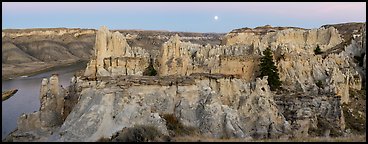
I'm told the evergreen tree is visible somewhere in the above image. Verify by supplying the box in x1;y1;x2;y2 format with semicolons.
258;47;281;91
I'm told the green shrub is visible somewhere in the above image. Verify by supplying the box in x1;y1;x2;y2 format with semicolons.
314;45;323;55
316;80;323;88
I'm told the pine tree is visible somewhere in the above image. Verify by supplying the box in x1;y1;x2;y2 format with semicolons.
258;47;281;91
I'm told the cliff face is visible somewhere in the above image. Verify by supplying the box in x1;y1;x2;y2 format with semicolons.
222;26;342;54
48;75;291;141
158;34;259;82
6;23;365;142
274;92;345;138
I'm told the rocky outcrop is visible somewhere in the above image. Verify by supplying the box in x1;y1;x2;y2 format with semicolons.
2;27;223;80
2;89;18;101
84;26;150;79
85;27;253;81
275;92;345;138
157;35;259;81
222;25;342;55
321;22;365;41
278;26;365;104
39;74;65;128
219;25;365;104
276;52;362;104
11;74;67;141
44;74;289;141
157;26;363;105
7;74;293;141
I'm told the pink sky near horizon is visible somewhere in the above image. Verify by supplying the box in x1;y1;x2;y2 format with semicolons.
3;2;365;19
2;2;365;32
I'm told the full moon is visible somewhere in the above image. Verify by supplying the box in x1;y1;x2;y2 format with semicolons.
214;16;219;20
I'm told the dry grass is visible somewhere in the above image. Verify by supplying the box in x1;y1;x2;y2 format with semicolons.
161;114;197;137
171;134;366;142
111;125;163;142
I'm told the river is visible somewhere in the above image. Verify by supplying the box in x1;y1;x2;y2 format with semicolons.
2;63;87;139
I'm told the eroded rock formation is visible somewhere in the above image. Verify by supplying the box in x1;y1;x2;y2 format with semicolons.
6;23;365;142
10;74;66;141
220;25;365;104
222;25;342;54
84;26;150;79
46;74;290;141
157;34;259;82
275;92;345;138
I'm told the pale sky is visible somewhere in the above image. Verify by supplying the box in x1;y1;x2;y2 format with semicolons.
2;2;366;33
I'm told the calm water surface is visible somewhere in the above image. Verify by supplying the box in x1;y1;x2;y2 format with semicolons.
2;63;86;139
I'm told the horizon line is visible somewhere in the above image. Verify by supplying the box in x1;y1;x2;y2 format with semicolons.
2;21;366;33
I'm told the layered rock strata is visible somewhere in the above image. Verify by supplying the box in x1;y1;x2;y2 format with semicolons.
222;26;342;55
51;75;290;141
157;34;259;82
